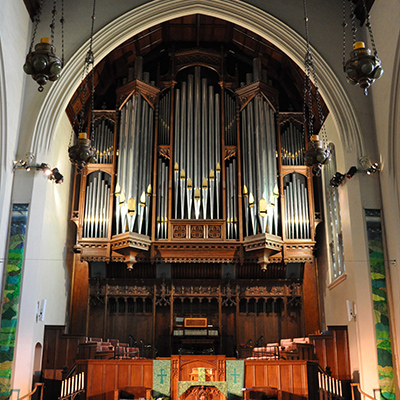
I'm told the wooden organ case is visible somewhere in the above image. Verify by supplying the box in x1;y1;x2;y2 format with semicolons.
69;48;321;355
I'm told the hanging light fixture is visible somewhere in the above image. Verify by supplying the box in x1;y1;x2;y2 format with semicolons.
23;0;64;92
342;0;383;95
302;0;331;176
68;0;97;172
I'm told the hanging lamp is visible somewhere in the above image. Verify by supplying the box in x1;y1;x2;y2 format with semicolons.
342;0;383;95
302;0;331;176
23;0;64;92
68;0;97;172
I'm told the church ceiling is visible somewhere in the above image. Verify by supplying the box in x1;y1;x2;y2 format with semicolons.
66;14;325;125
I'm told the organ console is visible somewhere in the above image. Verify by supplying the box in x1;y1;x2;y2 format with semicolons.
172;318;220;354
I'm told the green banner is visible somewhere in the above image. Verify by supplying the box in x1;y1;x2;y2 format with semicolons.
153;359;171;398
0;204;29;399
365;209;395;400
226;360;244;400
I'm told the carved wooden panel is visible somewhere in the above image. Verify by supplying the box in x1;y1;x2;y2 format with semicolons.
76;359;153;400
244;360;319;400
170;220;224;240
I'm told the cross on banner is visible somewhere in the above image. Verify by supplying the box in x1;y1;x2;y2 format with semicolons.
153;359;171;397
230;368;240;384
226;360;245;400
157;368;167;385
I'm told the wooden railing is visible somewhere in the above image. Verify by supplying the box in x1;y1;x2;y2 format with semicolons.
318;371;344;399
18;383;44;400
351;383;378;400
60;372;85;400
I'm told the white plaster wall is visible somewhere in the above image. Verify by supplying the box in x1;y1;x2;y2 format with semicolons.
368;0;400;390
320;113;382;394
11;113;73;397
0;2;30;293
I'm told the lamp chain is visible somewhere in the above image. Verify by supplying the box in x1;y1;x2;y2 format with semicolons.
76;0;97;136
60;0;65;66
50;0;57;46
29;0;44;53
361;0;378;57
342;0;348;71
349;0;358;45
302;0;328;146
89;0;97;142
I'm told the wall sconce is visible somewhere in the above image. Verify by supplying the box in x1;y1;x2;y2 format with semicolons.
329;166;358;187
13;154;63;184
359;156;381;174
346;300;356;321
330;172;345;188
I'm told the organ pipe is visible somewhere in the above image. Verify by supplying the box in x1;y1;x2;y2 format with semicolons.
240;68;279;237
283;173;310;239
106;59;314;248
115;61;155;236
171;67;222;221
93;117;114;164
281;121;305;166
83;171;111;238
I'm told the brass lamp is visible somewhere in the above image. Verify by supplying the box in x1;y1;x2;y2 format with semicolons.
23;0;64;92
23;37;63;92
302;0;331;176
304;135;331;176
342;0;383;95
68;133;97;173
68;0;97;172
344;41;384;95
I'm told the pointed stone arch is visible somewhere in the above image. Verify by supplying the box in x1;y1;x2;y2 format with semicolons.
30;0;364;160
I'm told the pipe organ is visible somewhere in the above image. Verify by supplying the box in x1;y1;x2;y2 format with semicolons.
69;46;323;350
71;49;317;268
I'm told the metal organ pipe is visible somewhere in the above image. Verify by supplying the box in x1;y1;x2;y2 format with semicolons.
243;77;257;235
283;173;310;239
170;68;223;222
208;86;215;220
115;105;126;235
186;74;194;220
174;88;181;219
145;105;154;236
281;121;304;166
240;67;279;237
215;92;221;220
179;82;187;219
83;171;111;238
241;102;249;237
115;63;155;236
201;78;208;219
